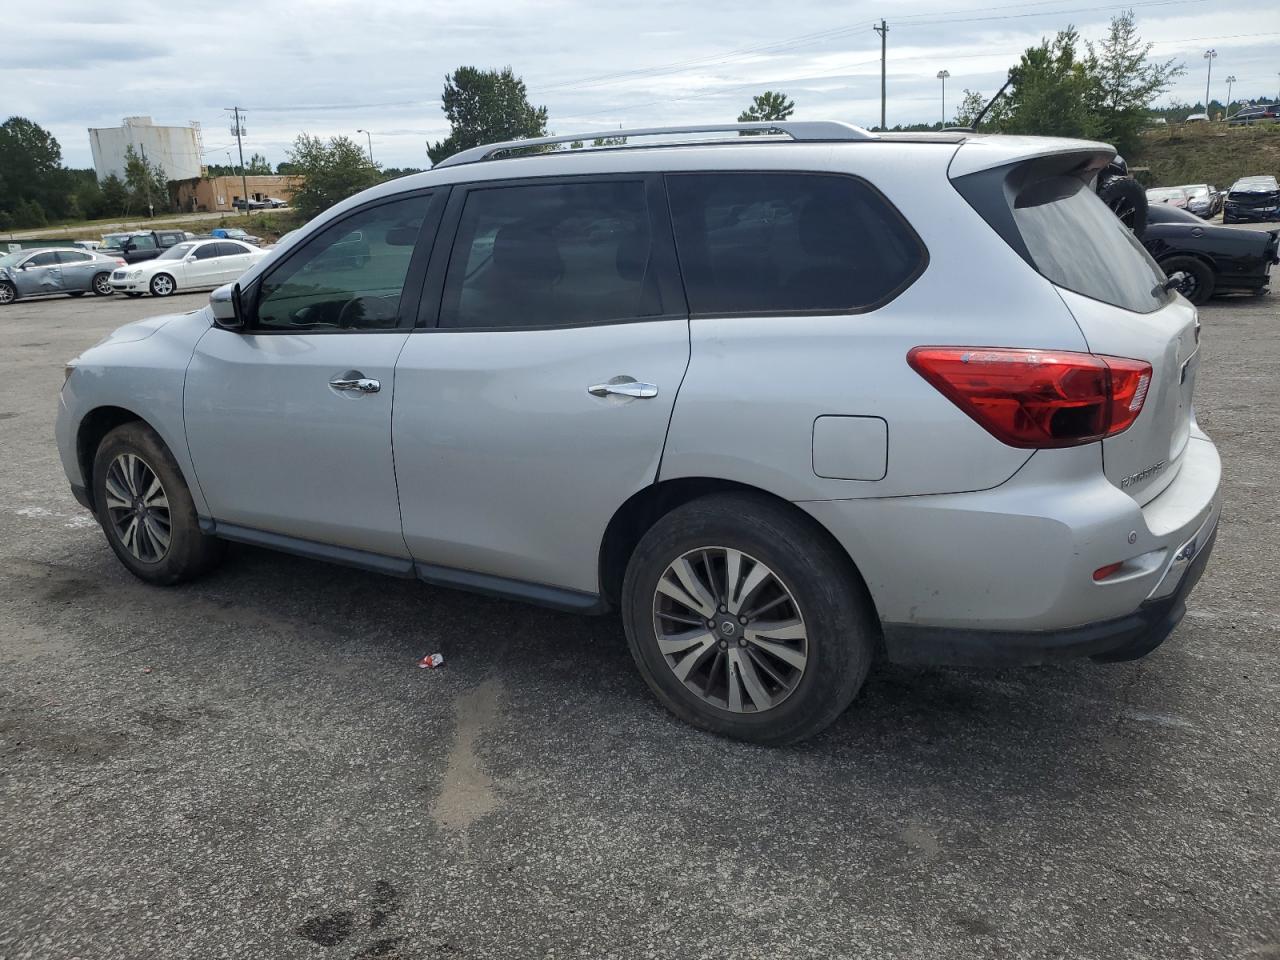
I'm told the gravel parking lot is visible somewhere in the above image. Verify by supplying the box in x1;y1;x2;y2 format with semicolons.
1;289;1277;959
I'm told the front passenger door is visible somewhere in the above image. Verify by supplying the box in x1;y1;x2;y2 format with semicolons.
15;251;62;295
184;190;445;556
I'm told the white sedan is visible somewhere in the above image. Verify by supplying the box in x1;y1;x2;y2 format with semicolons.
109;239;269;298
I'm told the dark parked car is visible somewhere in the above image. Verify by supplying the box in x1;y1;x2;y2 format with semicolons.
1228;105;1279;125
100;230;192;264
1223;176;1280;224
1142;204;1280;304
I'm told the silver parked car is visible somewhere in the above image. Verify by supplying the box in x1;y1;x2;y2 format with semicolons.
55;122;1221;743
0;247;125;303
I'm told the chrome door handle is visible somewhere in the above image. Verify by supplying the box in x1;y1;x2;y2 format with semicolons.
329;376;381;394
587;380;658;399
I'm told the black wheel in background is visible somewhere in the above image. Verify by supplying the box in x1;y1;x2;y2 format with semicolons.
1163;255;1215;305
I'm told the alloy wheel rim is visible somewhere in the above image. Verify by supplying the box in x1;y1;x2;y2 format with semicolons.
94;275;111;295
652;547;808;714
0;284;12;304
153;276;173;295
104;453;171;563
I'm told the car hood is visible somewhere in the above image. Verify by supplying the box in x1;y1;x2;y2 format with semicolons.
91;309;203;347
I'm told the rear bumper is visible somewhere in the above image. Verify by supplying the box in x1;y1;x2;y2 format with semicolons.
882;504;1218;665
801;427;1221;661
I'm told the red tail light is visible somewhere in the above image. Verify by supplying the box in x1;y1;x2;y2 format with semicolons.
907;347;1152;449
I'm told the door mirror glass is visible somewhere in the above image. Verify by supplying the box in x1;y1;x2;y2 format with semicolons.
210;282;245;329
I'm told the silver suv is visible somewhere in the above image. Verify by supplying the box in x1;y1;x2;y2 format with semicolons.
56;122;1221;744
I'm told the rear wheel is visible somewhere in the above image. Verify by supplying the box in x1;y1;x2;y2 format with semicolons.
92;272;113;296
1163;255;1215;305
149;273;176;297
621;493;875;745
92;422;224;585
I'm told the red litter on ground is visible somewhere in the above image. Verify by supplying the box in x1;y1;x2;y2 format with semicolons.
417;653;445;669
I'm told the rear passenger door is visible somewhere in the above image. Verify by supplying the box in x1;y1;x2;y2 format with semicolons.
55;250;97;291
393;175;689;599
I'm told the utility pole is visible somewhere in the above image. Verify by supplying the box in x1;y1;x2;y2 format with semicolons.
226;106;250;213
937;69;950;125
873;19;888;131
1202;49;1217;116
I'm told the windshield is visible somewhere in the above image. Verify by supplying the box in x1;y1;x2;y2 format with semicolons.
158;243;197;261
1013;174;1169;314
0;251;26;268
102;234;131;248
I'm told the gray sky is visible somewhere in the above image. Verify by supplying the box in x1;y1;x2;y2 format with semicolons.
10;0;1279;170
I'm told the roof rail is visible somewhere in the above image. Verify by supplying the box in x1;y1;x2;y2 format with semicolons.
433;121;878;168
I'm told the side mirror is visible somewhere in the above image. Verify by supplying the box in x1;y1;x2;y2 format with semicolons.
210;282;246;330
185;255;197;263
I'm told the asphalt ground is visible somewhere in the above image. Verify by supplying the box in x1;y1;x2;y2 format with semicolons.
1;288;1277;959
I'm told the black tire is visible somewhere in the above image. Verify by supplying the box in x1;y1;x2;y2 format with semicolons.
92;272;113;296
149;273;176;297
1098;176;1148;239
0;280;16;305
621;493;876;745
91;421;224;585
1163;255;1215;305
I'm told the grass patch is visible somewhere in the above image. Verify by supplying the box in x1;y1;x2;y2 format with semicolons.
1134;123;1280;188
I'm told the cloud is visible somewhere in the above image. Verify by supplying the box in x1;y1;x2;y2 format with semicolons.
3;0;1277;169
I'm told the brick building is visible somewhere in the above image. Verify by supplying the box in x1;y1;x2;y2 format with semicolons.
171;175;302;213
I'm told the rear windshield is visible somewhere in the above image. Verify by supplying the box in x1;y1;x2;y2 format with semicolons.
1012;175;1169;314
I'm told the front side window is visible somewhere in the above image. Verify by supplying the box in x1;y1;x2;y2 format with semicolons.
27;252;60;267
438;180;661;329
130;235;157;251
253;193;429;331
666;172;925;316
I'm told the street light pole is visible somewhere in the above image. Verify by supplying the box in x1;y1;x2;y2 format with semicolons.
937;70;950;125
357;129;374;164
1203;49;1217;116
1225;75;1236;118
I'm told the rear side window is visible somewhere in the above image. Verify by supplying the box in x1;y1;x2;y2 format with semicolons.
665;172;925;316
439;180;662;329
1013;176;1168;314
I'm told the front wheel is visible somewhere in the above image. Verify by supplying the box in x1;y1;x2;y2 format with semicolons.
92;422;224;585
92;272;113;296
621;493;875;745
0;281;15;305
149;273;176;297
1163;255;1215;305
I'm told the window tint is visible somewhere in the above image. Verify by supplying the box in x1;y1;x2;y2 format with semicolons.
192;243;222;260
221;242;250;256
130;235;157;251
1013;175;1168;314
666;173;924;315
253;193;429;331
27;252;60;267
56;251;92;264
439;180;661;329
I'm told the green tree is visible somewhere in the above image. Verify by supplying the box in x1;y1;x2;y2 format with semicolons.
99;174;130;217
0;116;67;226
246;152;272;175
428;66;548;165
286;133;382;220
123;145;173;215
1001;27;1100;140
1085;10;1182;156
738;91;796;122
952;89;990;127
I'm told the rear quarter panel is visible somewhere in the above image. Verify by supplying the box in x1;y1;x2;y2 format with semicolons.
659;144;1093;500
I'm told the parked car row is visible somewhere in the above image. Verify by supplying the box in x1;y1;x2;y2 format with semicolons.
1;234;270;304
1145;184;1223;219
